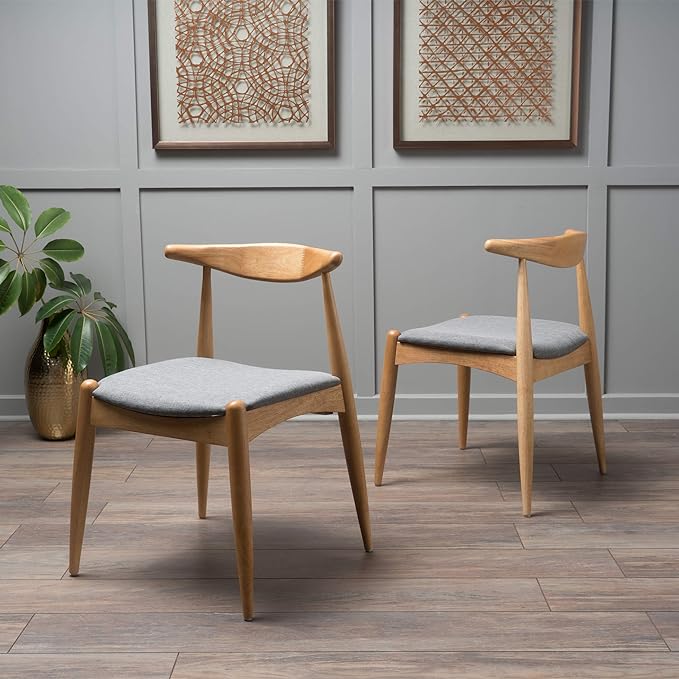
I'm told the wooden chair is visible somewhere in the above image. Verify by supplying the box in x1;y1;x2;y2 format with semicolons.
374;230;606;517
69;243;372;621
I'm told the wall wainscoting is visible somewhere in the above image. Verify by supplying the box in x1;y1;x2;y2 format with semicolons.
0;0;677;420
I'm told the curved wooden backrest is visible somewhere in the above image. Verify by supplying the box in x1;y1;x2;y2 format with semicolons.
164;242;355;417
483;229;596;346
484;229;586;268
164;243;343;282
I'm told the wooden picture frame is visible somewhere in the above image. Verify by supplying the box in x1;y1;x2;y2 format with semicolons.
148;0;335;150
393;0;582;150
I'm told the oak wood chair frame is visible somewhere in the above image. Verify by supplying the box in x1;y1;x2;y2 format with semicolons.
374;230;606;517
69;243;372;621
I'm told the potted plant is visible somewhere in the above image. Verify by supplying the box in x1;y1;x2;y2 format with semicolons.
0;185;134;439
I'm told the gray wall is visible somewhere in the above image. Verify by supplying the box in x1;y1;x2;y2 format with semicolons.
0;0;677;419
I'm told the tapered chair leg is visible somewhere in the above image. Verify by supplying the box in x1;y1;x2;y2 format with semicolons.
516;380;535;518
457;366;471;449
338;407;372;553
226;401;254;621
375;330;400;486
584;354;607;475
196;442;210;518
69;379;99;576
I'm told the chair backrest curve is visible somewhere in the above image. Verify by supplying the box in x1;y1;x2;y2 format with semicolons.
484;229;596;342
164;243;343;282
484;229;586;268
164;242;354;392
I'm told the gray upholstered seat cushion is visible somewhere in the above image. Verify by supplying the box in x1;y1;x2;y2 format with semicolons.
93;357;341;418
398;315;588;360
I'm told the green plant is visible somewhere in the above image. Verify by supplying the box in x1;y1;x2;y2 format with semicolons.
36;274;135;375
0;185;84;316
0;185;135;376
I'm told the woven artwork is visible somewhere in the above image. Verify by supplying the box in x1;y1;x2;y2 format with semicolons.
418;0;555;124
174;0;310;125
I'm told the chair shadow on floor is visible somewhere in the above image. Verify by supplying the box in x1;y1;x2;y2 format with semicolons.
74;515;374;620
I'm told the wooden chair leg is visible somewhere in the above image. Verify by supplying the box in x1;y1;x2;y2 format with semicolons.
226;401;254;621
375;330;400;486
196;442;210;519
584;356;607;475
457;366;471;449
338;401;373;553
516;378;535;518
69;379;99;576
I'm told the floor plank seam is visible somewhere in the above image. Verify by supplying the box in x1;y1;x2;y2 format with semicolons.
535;578;553;611
550;463;563;481
0;525;20;550
512;523;526;549
90;502;110;526
646;612;674;652
569;500;586;523
5;613;34;654
607;549;629;577
495;480;506;501
5;608;610;615
167;651;180;678
5;650;679;655
39;483;61;504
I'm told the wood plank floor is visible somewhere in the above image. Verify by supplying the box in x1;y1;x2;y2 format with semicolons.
1;419;679;677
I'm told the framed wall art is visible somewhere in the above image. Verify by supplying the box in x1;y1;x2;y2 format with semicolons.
394;0;582;149
149;0;335;150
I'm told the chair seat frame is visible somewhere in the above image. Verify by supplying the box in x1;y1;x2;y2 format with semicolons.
394;338;592;383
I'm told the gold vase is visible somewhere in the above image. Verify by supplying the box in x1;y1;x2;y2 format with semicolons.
24;321;84;440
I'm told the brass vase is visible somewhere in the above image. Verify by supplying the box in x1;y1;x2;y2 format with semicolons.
24;321;84;440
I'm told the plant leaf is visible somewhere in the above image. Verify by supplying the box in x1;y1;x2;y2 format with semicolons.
109;329;126;373
102;309;135;366
56;280;82;298
18;270;36;316
0;186;30;232
35;294;76;322
0;261;11;288
70;272;92;296
0;217;11;234
0;269;22;315
42;239;84;262
70;315;94;373
43;309;76;354
39;258;65;286
94;291;117;309
0;240;5;253
34;207;70;238
93;320;118;376
33;267;47;303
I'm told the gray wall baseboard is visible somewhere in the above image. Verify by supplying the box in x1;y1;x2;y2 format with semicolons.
3;393;677;422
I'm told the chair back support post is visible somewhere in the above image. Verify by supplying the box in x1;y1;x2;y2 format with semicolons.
197;266;214;358
575;260;596;340
321;272;354;394
516;258;533;372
